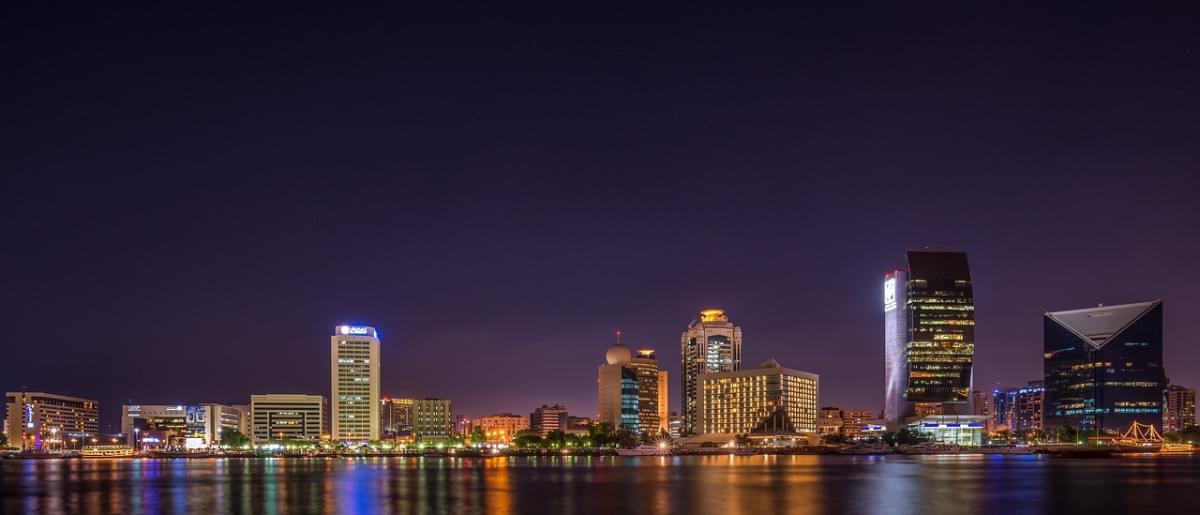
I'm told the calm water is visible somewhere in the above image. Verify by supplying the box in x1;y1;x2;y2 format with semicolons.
3;454;1199;514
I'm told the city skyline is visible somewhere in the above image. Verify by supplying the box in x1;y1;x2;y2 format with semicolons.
5;5;1199;431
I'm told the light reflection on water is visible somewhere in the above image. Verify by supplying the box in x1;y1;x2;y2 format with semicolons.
4;454;1200;514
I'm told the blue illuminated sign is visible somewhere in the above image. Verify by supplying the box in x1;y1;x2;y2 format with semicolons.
337;325;376;338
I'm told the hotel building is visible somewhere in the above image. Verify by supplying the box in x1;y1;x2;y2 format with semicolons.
5;392;99;451
250;394;326;442
696;359;819;436
884;250;976;428
681;309;742;433
1044;300;1166;435
412;398;453;440
331;325;381;442
474;413;529;443
1164;385;1197;433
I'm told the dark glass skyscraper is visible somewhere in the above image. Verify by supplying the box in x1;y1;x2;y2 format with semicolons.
1043;300;1165;436
884;250;976;427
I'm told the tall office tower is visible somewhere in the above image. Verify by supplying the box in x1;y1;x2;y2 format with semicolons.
1044;300;1165;435
1015;381;1045;432
5;392;99;451
529;404;568;437
883;250;975;428
380;397;414;437
598;342;640;432
697;359;819;435
991;388;1018;431
629;349;661;434
1164;385;1197;433
331;325;381;443
681;309;742;433
657;370;669;433
250;394;326;442
412;399;453;440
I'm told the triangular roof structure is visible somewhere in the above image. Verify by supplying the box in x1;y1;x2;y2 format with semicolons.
1045;300;1160;349
756;358;783;369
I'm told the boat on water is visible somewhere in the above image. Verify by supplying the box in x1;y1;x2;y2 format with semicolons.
82;446;135;459
1159;443;1196;454
147;450;214;459
898;442;963;455
837;444;895;455
615;444;672;457
978;446;1036;455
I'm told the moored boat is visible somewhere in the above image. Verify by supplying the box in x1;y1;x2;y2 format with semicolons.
616;444;672;456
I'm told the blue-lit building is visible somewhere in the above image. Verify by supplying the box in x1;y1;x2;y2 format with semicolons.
908;415;986;446
1043;300;1166;436
599;341;651;433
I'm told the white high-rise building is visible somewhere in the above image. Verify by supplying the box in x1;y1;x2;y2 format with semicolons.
681;309;742;434
331;325;381;442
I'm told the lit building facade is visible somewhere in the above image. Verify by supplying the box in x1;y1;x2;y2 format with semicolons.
5;392;99;451
629;349;661;434
331;325;380;443
991;387;1018;431
380;397;414;438
598;342;642;432
474;413;528;443
1016;382;1044;433
250;394;326;442
971;391;989;417
818;407;844;436
1044;300;1166;435
657;370;669;433
412;398;453;440
884;251;975;428
697;359;818;436
1163;385;1196;433
841;409;875;439
530;404;568;437
681;309;742;433
908;415;986;446
121;403;245;448
668;413;683;438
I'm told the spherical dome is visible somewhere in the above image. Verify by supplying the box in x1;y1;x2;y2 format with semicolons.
606;343;632;365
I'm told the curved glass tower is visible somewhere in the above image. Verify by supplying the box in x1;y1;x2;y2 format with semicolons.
884;251;976;428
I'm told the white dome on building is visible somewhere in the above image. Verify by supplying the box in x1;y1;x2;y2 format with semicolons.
606;343;632;365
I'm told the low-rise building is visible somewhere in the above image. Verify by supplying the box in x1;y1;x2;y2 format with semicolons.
474;413;529;443
530;405;568;436
250;394;326;443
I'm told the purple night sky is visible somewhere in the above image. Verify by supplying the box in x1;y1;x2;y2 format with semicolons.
4;5;1199;430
